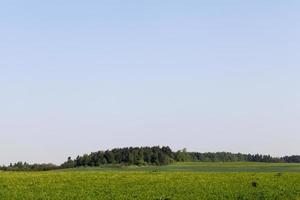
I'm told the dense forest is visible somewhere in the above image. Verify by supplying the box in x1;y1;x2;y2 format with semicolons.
1;146;300;171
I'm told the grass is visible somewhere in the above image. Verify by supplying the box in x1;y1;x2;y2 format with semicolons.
60;162;300;173
0;162;300;200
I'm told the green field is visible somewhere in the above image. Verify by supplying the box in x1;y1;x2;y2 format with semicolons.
1;162;300;200
61;162;300;173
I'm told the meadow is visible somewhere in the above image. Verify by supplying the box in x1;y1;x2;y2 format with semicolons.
0;162;299;200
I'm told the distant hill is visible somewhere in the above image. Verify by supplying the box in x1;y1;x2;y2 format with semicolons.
1;146;299;171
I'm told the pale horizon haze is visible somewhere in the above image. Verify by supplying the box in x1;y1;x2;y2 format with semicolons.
0;1;300;165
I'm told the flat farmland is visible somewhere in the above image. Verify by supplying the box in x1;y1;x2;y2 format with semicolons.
0;162;299;200
61;162;300;173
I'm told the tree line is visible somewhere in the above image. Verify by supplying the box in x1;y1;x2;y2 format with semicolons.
0;162;58;171
1;146;299;171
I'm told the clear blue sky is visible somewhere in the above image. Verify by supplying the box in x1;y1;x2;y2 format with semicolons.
0;1;299;165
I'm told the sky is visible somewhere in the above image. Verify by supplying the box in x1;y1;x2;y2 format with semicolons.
0;1;299;165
